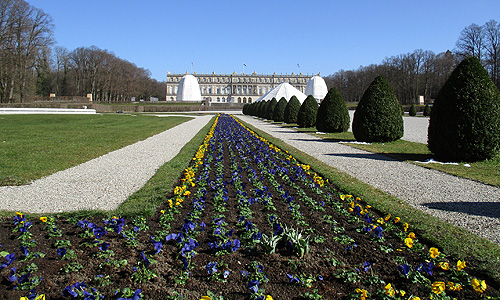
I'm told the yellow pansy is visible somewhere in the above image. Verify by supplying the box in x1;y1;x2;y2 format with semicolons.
471;278;487;293
407;232;416;239
355;288;368;300
405;238;414;248
200;296;211;300
183;190;191;196
429;247;440;258
35;296;45;300
384;213;391;221
384;283;396;296
409;297;421;300
457;260;466;271
160;210;165;214
39;216;48;223
438;262;450;270
16;212;23;217
265;296;273;300
431;281;446;294
400;290;406;296
377;218;384;225
403;222;409;232
394;217;401;223
340;194;346;201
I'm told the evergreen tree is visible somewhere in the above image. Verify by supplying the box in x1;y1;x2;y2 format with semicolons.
284;96;301;123
409;104;417;116
423;104;431;117
273;97;287;122
428;56;500;161
257;100;267;118
352;75;404;142
297;95;319;128
316;88;350;132
267;98;278;120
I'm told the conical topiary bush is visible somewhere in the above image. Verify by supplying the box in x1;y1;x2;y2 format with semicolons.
266;98;278;120
409;104;417;116
273;97;287;122
284;96;301;124
352;75;403;142
316;87;350;133
428;56;500;161
297;95;319;128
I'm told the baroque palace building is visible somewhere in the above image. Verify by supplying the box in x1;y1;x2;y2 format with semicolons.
166;71;316;103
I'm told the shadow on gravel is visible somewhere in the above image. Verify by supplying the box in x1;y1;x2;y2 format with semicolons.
324;152;399;162
422;202;500;219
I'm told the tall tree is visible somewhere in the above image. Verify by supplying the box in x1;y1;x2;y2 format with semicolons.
484;19;500;88
455;23;485;62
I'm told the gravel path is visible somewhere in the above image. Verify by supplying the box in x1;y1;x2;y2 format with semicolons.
238;115;500;245
0;115;213;213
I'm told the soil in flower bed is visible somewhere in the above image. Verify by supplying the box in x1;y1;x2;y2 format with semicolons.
0;114;498;300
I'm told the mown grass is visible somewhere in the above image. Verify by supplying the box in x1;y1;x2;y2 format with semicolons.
0;114;192;186
278;121;500;187
242;118;500;287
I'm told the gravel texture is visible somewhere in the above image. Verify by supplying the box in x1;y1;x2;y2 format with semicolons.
238;115;500;245
0;115;213;213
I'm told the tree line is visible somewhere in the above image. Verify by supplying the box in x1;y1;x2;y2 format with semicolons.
0;0;165;103
325;19;500;104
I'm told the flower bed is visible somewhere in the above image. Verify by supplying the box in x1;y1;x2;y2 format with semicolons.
0;114;498;300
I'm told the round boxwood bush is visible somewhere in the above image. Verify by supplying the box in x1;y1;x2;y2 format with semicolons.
273;97;287;122
352;75;404;142
266;98;278;120
423;104;431;117
297;95;319;128
316;87;350;132
409;104;417;116
428;56;500;161
284;96;301;124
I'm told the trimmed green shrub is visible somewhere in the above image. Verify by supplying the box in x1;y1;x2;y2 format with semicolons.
428;56;500;161
284;96;301;124
297;95;319;128
273;97;287;122
423;104;431;117
266;98;278;120
409;104;417;116
257;100;267;118
352;75;404;142
316;87;350;132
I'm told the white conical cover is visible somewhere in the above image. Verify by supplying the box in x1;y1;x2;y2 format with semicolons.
256;82;307;103
305;76;328;102
177;75;201;101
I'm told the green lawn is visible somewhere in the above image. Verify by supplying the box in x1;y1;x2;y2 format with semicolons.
0;114;192;186
277;121;500;187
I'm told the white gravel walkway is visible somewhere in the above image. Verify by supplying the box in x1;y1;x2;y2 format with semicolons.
0;115;213;213
238;115;500;245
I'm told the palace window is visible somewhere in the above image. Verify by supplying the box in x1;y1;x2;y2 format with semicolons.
248;86;252;94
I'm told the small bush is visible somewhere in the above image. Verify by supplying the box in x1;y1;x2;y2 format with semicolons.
284;96;301;124
423;104;431;117
267;98;278;120
409;104;417;116
428;56;500;161
352;75;404;142
297;95;319;128
316;87;350;132
273;97;287;122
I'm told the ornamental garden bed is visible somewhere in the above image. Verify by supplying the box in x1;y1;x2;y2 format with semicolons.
0;114;498;300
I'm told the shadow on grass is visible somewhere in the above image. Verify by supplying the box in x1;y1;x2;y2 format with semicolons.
422;201;500;220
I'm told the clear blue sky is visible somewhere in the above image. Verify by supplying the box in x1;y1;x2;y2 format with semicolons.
28;0;500;81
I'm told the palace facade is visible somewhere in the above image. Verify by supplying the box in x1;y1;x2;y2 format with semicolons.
166;71;316;103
